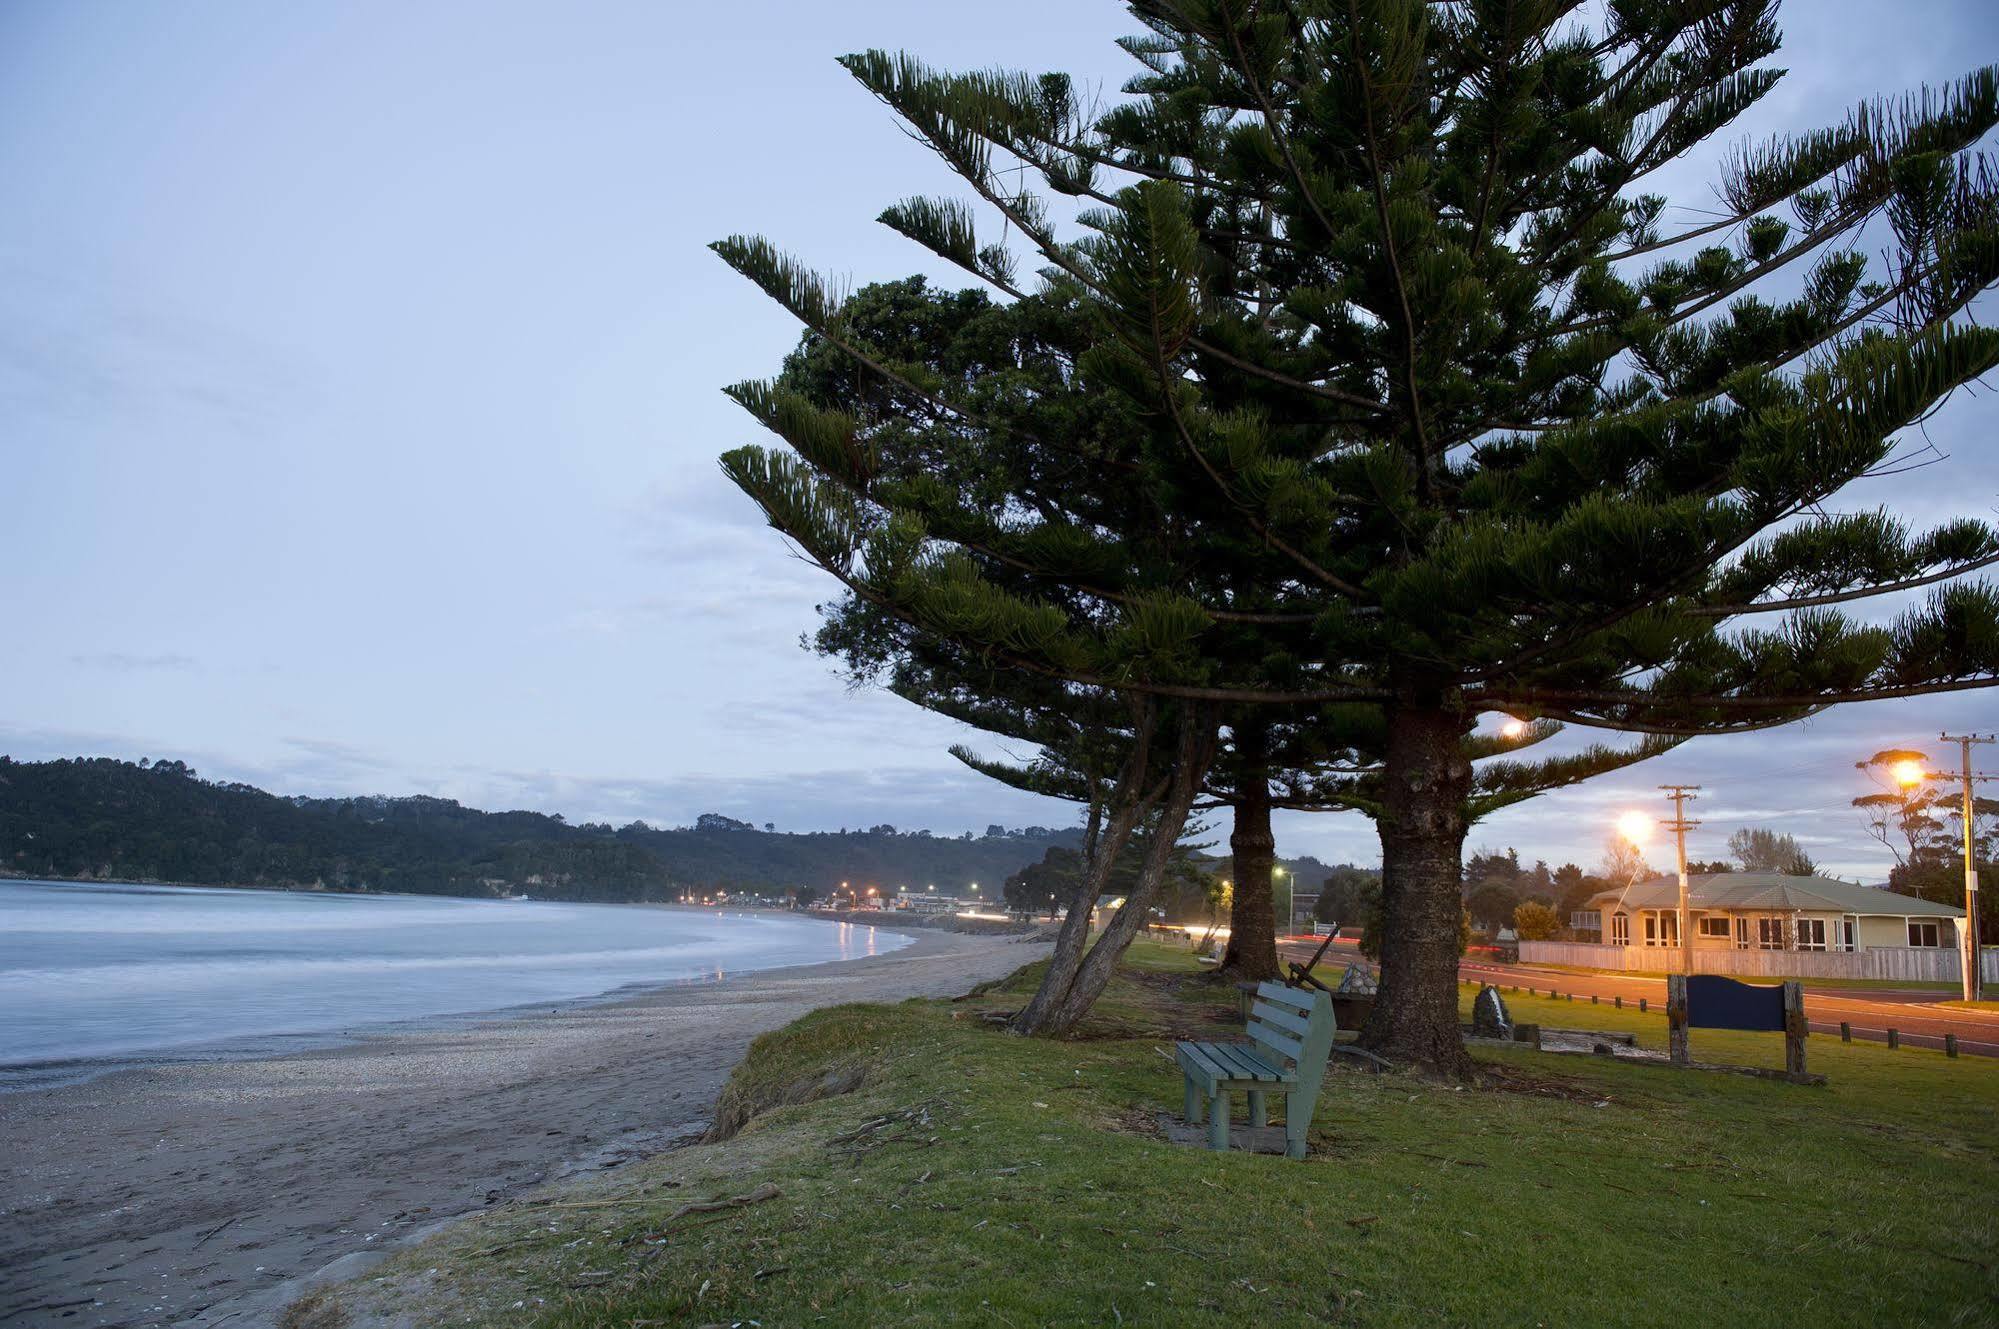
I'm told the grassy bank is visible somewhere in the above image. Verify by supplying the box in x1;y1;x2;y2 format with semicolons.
321;945;1998;1328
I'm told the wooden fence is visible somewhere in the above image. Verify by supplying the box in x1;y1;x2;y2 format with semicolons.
1518;940;1999;983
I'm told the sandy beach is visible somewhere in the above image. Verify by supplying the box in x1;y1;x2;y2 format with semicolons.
0;925;1048;1328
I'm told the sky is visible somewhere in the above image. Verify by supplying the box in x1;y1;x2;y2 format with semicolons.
4;1;1997;883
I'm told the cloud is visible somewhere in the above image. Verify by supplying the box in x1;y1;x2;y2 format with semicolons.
278;736;397;774
455;760;1072;834
0;257;309;436
67;652;198;672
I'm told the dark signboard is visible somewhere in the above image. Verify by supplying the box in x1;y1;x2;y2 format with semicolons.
1685;974;1786;1032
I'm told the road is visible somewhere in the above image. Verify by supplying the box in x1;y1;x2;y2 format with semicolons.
1278;936;1999;1058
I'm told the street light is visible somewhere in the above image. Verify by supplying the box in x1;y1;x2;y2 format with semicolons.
1617;811;1654;846
1869;742;1987;1001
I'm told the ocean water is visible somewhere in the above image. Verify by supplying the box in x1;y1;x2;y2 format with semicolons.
0;880;908;1089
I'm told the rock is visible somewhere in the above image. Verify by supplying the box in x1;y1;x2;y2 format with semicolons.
1471;984;1511;1039
1334;963;1378;996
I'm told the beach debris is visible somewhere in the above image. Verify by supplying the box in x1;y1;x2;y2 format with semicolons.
824;1101;941;1159
191;1214;239;1249
634;1183;781;1243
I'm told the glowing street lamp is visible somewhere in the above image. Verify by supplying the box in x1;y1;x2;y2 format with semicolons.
1892;758;1929;788
1617;811;1654;847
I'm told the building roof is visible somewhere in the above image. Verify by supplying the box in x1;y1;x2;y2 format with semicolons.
1585;872;1964;918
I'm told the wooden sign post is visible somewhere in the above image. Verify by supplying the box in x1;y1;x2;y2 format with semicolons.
1783;981;1807;1078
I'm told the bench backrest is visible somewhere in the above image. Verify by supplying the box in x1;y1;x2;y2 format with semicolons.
1247;981;1336;1083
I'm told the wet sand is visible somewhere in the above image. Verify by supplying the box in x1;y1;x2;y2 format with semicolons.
0;927;1047;1327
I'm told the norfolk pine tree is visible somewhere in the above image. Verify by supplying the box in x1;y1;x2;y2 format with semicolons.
785;3;1999;1076
719;4;1999;1071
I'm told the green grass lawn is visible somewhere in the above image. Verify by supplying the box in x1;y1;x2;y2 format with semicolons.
319;945;1999;1328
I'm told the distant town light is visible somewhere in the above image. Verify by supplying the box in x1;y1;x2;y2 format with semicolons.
1617;811;1654;847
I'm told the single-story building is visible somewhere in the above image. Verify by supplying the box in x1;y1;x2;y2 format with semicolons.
1579;872;1965;953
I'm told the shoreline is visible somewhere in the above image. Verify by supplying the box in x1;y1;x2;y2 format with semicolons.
0;927;1049;1328
0;900;922;1096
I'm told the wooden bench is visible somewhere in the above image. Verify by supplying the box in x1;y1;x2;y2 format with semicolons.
1175;981;1335;1160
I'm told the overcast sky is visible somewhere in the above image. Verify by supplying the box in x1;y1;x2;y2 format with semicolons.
4;1;1997;882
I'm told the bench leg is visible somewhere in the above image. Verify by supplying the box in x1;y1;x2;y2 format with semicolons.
1183;1076;1203;1125
1208;1089;1229;1151
1284;1090;1313;1161
1247;1089;1266;1128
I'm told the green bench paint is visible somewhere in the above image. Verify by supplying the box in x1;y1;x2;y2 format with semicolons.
1175;981;1335;1160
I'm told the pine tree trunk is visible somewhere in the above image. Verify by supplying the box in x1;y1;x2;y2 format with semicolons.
1360;697;1477;1080
1030;711;1216;1038
1011;709;1160;1035
1218;724;1280;981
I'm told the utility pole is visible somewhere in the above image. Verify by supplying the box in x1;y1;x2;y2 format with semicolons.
1939;733;1993;1003
1661;785;1701;975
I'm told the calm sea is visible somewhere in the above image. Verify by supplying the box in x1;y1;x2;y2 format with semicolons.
0;880;907;1090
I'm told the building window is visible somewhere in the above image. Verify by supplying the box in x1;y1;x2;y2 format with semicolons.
1757;917;1785;950
1796;919;1826;951
1842;918;1856;951
1698;916;1731;939
1735;917;1750;950
1909;921;1941;948
1611;912;1629;946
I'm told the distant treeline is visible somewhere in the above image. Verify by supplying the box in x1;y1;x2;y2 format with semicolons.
0;756;1081;901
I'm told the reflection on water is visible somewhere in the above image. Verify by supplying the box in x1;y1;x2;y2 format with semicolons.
0;882;911;1088
833;920;885;960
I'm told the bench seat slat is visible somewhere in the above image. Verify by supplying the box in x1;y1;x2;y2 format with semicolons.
1177;1042;1240;1090
1177;1040;1287;1085
1196;1043;1254;1080
1208;1043;1281;1082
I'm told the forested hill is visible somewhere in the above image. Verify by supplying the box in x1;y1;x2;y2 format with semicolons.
0;756;1082;901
